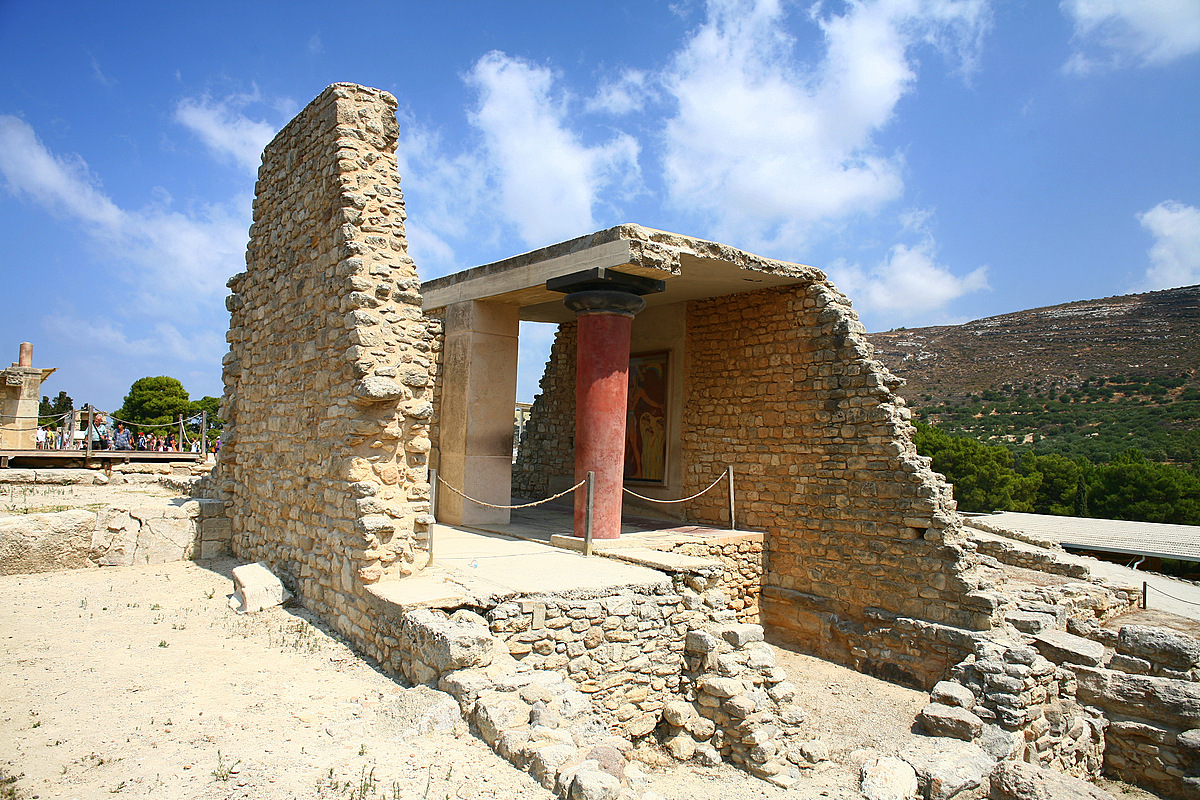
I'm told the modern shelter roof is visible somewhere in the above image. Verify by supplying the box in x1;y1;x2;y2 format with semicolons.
979;511;1200;562
421;224;822;323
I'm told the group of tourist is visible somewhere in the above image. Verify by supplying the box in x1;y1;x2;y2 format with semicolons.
35;420;216;453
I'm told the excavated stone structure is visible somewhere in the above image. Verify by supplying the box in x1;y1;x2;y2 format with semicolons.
212;83;437;655
515;265;993;690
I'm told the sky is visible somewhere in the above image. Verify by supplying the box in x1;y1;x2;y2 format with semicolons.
1;0;1198;411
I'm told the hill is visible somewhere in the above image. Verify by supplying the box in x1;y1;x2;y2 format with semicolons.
866;285;1200;465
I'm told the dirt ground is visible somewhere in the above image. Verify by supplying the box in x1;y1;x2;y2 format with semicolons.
0;559;1164;800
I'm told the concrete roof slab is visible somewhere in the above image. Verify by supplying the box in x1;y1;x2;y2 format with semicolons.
422;223;823;322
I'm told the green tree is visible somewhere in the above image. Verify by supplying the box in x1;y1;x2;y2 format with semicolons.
116;377;192;429
38;390;73;428
1020;452;1091;516
1087;449;1200;525
913;423;1038;513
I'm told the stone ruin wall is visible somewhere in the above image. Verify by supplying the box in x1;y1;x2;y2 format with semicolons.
214;83;437;657
515;282;992;689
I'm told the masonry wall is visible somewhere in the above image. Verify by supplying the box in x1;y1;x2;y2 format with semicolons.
515;282;994;689
216;83;436;650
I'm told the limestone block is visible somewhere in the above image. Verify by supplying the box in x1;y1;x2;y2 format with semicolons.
697;677;743;698
919;703;983;741
1116;625;1200;670
136;516;197;564
1072;665;1200;730
229;561;293;613
718;623;764;648
474;691;531;747
568;768;620;800
404;608;495;674
931;680;975;709
899;739;994;800
989;760;1116;800
527;742;577;789
0;509;97;575
861;756;919;800
1033;630;1106;667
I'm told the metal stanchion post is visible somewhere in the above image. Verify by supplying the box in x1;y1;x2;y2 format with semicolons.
727;465;736;531
584;471;595;557
1143;581;1148;610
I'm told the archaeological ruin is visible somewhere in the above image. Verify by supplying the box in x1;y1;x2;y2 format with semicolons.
1;342;55;451
188;82;1200;798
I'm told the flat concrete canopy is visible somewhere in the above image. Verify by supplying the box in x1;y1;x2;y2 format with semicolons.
422;223;822;321
980;511;1200;563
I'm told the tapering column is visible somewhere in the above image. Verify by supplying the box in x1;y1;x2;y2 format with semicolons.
549;268;664;541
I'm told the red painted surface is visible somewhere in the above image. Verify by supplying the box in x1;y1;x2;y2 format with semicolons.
574;311;633;539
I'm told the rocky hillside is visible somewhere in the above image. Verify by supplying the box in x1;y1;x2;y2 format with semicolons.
868;284;1200;404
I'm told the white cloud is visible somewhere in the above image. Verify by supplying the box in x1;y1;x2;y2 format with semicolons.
1062;0;1200;73
831;236;989;316
466;51;641;247
173;90;279;174
42;314;225;365
394;115;490;278
660;0;990;250
1138;200;1200;290
587;69;656;115
0;114;247;299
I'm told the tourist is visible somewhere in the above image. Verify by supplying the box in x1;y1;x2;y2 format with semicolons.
113;423;132;451
35;426;46;450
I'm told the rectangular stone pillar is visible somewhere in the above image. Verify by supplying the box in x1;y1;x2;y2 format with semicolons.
438;300;520;525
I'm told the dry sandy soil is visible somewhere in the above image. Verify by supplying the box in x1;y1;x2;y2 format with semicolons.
0;560;1163;800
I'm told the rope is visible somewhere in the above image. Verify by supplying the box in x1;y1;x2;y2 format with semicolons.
106;415;182;429
436;475;586;510
1145;583;1200;608
0;412;71;424
623;472;727;504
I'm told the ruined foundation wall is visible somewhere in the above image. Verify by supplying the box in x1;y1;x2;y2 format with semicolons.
682;284;991;688
217;83;435;650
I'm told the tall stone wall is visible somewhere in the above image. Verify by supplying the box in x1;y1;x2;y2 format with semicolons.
216;83;436;647
682;284;993;687
514;282;993;688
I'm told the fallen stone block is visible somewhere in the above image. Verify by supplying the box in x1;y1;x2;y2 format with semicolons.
920;702;983;741
989;760;1116;799
228;561;292;613
1034;629;1106;667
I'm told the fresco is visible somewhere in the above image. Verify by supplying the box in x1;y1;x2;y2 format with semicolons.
625;351;668;483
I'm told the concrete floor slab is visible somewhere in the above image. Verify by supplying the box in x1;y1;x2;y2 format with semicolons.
427;523;671;603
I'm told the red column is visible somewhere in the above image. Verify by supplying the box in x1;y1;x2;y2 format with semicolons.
574;310;633;539
565;290;646;540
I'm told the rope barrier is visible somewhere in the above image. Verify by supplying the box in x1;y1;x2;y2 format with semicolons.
0;411;73;422
435;475;586;510
107;415;185;429
623;472;727;504
1144;583;1200;608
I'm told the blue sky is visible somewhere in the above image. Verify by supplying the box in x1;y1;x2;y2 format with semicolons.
1;0;1198;410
